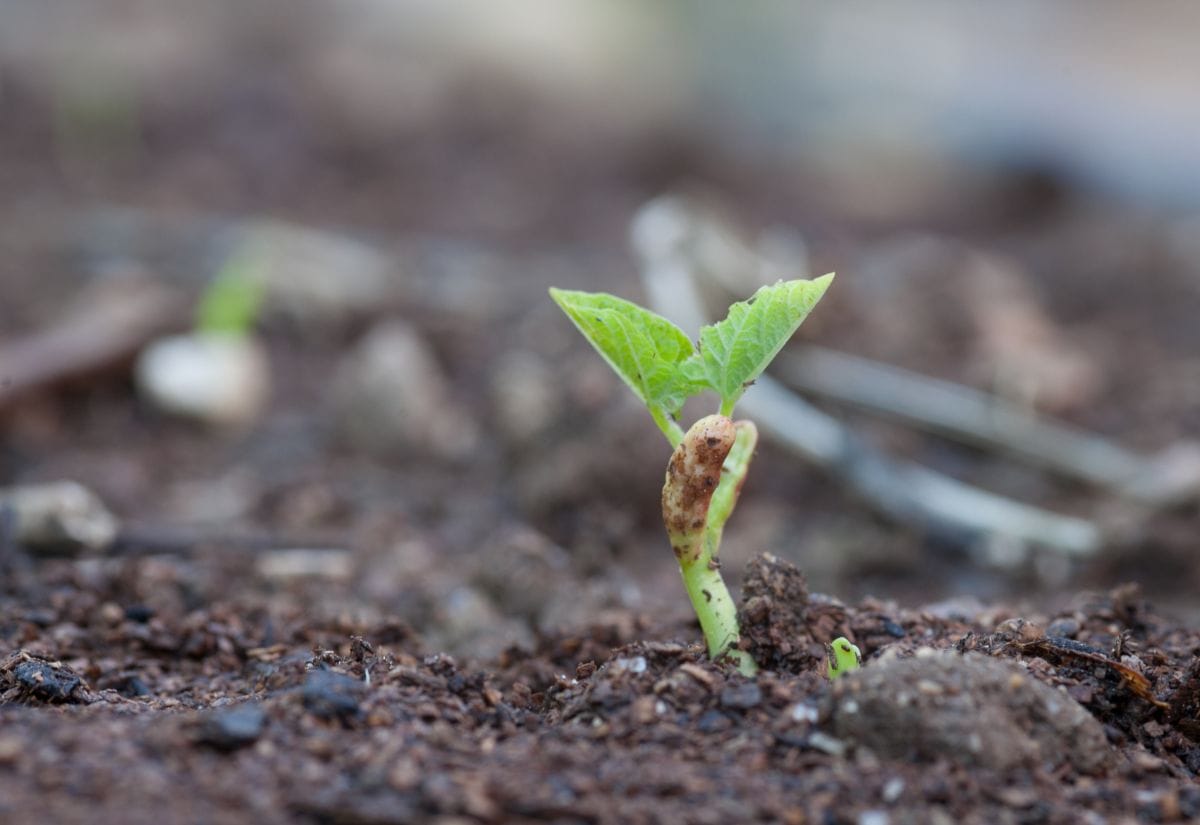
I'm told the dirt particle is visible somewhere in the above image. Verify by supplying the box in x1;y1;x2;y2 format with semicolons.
720;682;762;710
677;663;716;689
631;695;659;725
124;605;154;623
117;676;152;698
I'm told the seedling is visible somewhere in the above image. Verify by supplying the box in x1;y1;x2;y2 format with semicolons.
550;274;833;676
196;244;267;337
825;637;862;680
135;243;270;428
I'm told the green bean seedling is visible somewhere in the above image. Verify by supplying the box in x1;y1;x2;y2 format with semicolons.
550;275;833;676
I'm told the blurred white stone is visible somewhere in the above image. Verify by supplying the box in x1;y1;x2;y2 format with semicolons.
136;333;270;428
331;320;478;461
0;481;119;554
610;656;647;676
163;471;259;525
256;548;353;582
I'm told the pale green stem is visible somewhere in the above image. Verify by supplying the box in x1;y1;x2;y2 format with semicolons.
651;406;685;448
680;555;753;674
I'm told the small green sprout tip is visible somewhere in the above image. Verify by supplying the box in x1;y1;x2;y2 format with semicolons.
825;637;862;680
549;276;833;677
196;245;267;337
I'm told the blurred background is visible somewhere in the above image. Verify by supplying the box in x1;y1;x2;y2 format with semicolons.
3;1;1200;657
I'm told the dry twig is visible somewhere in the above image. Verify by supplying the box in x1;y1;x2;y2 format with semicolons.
0;279;187;411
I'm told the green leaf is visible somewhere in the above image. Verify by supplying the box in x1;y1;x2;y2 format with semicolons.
685;274;833;411
549;288;701;418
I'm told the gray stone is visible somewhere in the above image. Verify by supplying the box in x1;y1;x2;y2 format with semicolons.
824;650;1112;774
195;704;267;751
0;481;119;554
330;320;478;461
302;670;364;720
135;333;269;428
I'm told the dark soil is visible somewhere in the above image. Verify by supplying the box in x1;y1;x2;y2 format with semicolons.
4;35;1200;824
2;554;1200;824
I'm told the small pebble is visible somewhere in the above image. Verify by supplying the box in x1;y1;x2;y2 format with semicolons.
1046;617;1081;638
807;732;847;757
0;481;119;554
12;659;82;702
124;605;154;623
196;704;267;751
117;676;151;698
790;703;819;724
97;602;125;627
720;682;763;710
697;709;731;733
256;548;353;582
611;656;647;676
302;670;364;720
136;333;270;428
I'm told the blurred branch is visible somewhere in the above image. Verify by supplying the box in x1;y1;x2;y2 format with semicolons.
0;279;187;411
777;345;1141;485
776;346;1200;507
111;523;348;557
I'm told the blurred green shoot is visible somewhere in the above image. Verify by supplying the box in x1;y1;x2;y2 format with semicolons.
196;246;267;337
